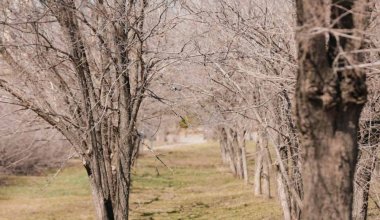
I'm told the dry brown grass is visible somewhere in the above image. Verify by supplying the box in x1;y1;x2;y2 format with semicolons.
0;142;283;220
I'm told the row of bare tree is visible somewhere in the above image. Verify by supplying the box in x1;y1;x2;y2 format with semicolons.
169;0;380;219
0;0;379;220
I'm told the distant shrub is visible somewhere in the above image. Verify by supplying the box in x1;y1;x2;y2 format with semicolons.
0;104;70;175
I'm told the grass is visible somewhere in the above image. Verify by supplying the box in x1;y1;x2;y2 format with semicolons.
0;142;283;220
130;143;281;219
0;164;94;220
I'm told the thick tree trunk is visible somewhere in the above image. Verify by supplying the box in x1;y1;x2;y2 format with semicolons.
88;174;115;220
85;133;140;220
83;135;137;220
295;0;367;219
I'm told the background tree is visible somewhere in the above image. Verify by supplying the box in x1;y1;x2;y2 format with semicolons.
0;98;70;175
1;0;380;219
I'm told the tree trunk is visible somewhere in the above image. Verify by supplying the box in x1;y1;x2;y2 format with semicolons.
271;93;302;219
254;128;271;197
295;0;368;219
262;130;271;198
277;172;291;220
282;91;303;207
219;128;229;164
276;145;291;220
219;127;248;180
254;131;263;196
225;128;238;175
82;132;138;220
232;130;244;179
352;3;377;217
353;120;380;220
353;145;378;220
223;127;247;178
262;155;271;199
88;174;115;220
240;138;249;184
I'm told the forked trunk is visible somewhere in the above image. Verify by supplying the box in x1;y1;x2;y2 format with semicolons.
87;165;132;220
84;136;136;220
89;176;115;220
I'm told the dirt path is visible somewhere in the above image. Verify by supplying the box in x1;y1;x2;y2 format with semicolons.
130;143;282;219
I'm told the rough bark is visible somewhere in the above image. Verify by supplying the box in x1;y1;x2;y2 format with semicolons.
353;119;380;220
282;91;303;206
353;3;377;218
353;144;378;220
270;92;302;219
295;0;368;219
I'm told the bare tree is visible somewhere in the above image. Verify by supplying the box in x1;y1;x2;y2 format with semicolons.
0;0;178;219
174;1;304;215
2;0;380;219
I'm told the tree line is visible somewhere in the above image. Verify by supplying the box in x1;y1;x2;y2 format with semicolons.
0;0;379;219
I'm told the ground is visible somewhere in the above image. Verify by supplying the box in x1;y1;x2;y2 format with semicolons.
0;142;283;220
1;142;379;219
